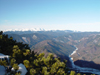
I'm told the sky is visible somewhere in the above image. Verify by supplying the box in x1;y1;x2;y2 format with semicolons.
0;0;100;32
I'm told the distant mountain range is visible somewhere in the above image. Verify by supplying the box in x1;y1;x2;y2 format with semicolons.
4;28;45;32
4;29;78;35
3;28;77;32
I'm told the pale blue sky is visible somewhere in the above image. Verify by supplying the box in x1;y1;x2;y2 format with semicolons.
0;0;100;31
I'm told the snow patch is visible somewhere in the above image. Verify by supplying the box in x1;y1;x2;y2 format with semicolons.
0;65;6;75
22;37;28;43
18;63;27;75
12;63;27;75
0;53;9;59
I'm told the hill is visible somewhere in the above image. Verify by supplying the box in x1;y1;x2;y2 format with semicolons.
7;33;52;47
31;40;75;59
54;32;100;44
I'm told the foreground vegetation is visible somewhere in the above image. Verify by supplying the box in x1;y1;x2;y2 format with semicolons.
0;31;95;75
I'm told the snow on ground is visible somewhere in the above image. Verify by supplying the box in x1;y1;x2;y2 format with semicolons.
0;53;9;58
0;65;6;75
0;53;9;75
0;53;27;75
12;63;27;75
18;63;27;75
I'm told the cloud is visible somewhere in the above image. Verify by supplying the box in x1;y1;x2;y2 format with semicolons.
1;22;100;32
68;22;100;26
67;22;100;32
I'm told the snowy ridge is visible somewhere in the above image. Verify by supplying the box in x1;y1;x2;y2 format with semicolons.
3;28;45;32
0;53;9;58
3;28;76;33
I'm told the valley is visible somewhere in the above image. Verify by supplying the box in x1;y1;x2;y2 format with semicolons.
4;30;100;74
70;34;100;69
69;46;100;74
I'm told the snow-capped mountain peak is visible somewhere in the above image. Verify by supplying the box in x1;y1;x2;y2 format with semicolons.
4;28;45;32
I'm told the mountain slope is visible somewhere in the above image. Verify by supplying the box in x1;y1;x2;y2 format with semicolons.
7;33;52;47
4;30;75;38
71;34;100;64
54;32;100;44
31;40;75;60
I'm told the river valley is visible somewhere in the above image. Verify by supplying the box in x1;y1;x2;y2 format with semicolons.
69;46;100;75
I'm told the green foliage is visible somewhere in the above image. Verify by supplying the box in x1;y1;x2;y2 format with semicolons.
15;72;21;75
77;73;81;75
37;53;45;58
12;45;21;58
42;67;47;74
13;63;19;71
0;31;30;55
28;53;69;75
23;49;30;56
0;59;7;67
23;60;30;68
70;71;76;75
57;68;65;75
0;35;2;39
10;58;16;66
30;68;36;75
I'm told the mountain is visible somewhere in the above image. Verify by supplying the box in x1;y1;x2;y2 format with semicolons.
6;32;76;58
4;32;77;67
4;29;75;36
54;32;100;45
2;30;100;74
31;40;75;58
4;28;45;32
4;28;75;32
70;34;100;70
4;30;100;70
31;40;76;67
7;33;52;47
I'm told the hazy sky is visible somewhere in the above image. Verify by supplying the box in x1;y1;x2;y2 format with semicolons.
0;0;100;31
